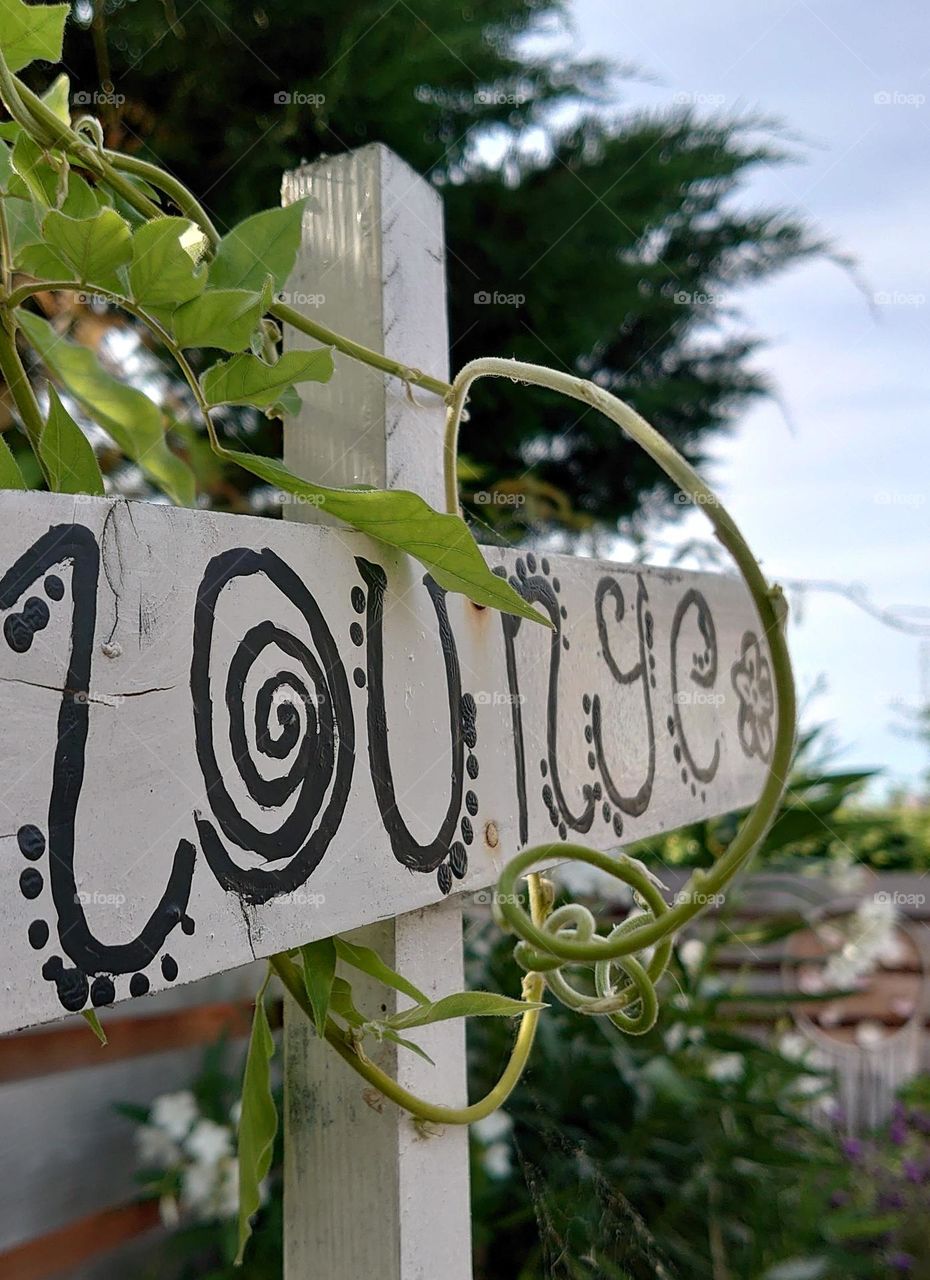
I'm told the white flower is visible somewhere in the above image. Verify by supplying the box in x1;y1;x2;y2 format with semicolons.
181;1159;218;1220
151;1090;199;1142
706;1053;744;1083
215;1156;241;1219
159;1195;180;1229
679;938;705;973
793;1073;826;1097
229;1098;242;1129
778;1031;810;1063
185;1119;233;1166
483;1141;512;1178
474;1109;512;1145
136;1124;182;1169
854;1020;886;1050
664;1022;687;1053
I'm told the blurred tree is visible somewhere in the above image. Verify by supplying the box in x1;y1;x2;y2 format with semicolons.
24;0;827;534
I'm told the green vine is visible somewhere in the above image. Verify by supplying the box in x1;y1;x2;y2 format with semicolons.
0;5;796;1263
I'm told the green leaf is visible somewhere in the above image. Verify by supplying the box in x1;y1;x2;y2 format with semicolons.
41;72;70;123
209;201;306;293
218;449;551;625
61;172;102;220
333;937;429;1006
19;310;196;506
80;1009;107;1045
171;287;265;352
385;991;545;1033
16;239;72;281
40;386;104;496
298;938;336;1039
12;131;65;208
43;208;132;289
201;348;333;408
0;432;26;490
762;1260;829;1280
235;990;277;1265
0;0;69;73
326;978;434;1064
129;216;206;306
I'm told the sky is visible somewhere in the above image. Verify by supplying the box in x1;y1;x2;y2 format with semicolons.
541;0;930;795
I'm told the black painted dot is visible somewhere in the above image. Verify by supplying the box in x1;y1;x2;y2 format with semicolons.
541;558;550;574
540;758;547;777
350;622;364;646
17;824;45;861
461;817;474;844
28;919;49;949
562;637;570;651
44;574;65;601
613;813;624;838
667;716;675;735
42;956;63;981
701;790;707;803
465;790;479;816
673;745;682;763
542;784;553;807
649;654;656;670
466;754;479;779
592;782;602;801
681;768;688;784
587;752;596;770
549;808;559;827
526;553;537;573
516;559;527;580
353;667;366;688
602;801;611;823
161;954;179;982
23;597;50;632
91;976;115;1007
691;783;697;797
20;867;43;899
56;967;89;1012
351;586;365;614
582;693;591;714
450;842;468;878
650;676;656;689
584;725;593;743
4;615;32;653
560;605;567;620
437;863;453;895
130;973;150;998
558;822;567;840
552;577;560;593
181;915;196;936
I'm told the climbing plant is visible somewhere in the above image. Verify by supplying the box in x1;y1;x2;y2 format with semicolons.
0;5;796;1265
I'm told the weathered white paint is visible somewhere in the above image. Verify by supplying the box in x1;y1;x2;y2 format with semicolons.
280;145;471;1280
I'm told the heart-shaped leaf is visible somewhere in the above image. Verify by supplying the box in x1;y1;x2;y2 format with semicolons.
0;432;26;491
43;208;132;289
209;200;307;293
171;287;266;352
0;0;69;73
129;216;207;306
40;386;104;496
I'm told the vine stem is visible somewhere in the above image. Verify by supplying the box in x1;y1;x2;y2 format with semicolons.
0;204;51;484
268;867;550;1126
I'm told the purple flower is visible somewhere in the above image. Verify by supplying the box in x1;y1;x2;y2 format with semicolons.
903;1158;924;1184
889;1253;914;1272
891;1116;908;1146
842;1137;863;1160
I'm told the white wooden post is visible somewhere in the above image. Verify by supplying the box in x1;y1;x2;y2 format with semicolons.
280;145;472;1280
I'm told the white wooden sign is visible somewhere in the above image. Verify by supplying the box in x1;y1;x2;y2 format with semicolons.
0;487;775;1034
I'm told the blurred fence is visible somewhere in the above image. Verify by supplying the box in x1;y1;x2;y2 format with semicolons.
1;871;928;1279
